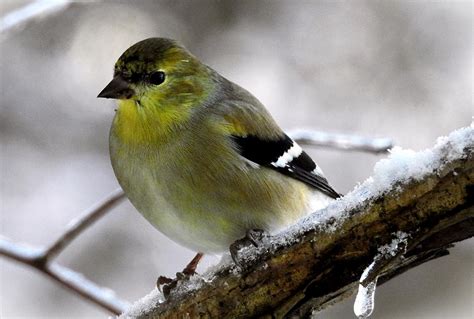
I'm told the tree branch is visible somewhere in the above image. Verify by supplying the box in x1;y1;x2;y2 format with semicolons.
0;0;71;34
288;129;393;154
42;188;125;262
0;189;128;315
125;126;473;319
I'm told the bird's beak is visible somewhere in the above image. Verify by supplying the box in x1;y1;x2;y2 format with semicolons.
97;76;135;99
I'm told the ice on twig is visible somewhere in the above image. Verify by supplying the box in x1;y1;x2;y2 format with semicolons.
354;259;378;318
353;231;409;318
354;268;377;318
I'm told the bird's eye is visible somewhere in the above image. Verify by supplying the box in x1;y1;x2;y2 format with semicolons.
149;71;165;85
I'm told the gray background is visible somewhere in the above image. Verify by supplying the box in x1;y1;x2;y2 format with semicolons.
1;0;472;318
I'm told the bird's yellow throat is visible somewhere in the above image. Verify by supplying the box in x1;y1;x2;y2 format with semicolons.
112;99;186;146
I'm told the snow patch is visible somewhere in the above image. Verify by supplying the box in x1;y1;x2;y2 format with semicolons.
377;231;408;257
276;125;473;247
120;289;163;318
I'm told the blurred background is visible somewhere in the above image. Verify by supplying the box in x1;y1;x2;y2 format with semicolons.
0;0;472;318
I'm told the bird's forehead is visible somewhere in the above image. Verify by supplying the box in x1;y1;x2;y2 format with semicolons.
114;38;186;73
114;58;153;74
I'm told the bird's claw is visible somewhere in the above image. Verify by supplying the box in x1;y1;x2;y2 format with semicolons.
246;229;269;246
157;271;193;298
157;275;176;298
230;228;270;268
157;275;174;286
156;252;203;298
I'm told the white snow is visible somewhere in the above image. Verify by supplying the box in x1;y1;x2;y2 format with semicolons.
120;289;163;318
0;236;45;260
277;124;473;246
122;125;473;318
50;263;130;312
377;231;408;257
119;255;232;318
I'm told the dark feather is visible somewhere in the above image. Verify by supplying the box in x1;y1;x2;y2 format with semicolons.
231;134;340;199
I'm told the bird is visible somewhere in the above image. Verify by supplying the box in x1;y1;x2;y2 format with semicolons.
98;37;339;283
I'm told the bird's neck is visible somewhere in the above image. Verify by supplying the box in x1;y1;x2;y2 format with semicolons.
111;99;191;147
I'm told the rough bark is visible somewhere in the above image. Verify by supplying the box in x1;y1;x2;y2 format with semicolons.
135;132;473;319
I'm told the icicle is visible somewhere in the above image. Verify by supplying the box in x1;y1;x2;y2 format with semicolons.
353;231;409;318
353;260;378;318
354;279;378;318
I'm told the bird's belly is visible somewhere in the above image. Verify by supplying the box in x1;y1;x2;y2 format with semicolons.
112;159;253;252
110;144;320;253
140;197;243;253
137;191;249;253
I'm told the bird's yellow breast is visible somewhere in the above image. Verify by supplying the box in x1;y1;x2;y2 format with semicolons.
112;99;188;147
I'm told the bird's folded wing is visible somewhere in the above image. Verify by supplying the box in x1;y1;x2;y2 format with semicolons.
230;133;340;199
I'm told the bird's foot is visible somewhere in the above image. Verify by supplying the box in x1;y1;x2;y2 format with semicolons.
230;229;270;268
156;252;203;298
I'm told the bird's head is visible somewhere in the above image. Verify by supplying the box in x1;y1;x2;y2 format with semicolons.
98;38;215;140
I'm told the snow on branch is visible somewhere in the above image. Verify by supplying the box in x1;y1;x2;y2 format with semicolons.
124;125;473;318
289;129;393;154
0;189;128;315
42;188;125;261
0;0;71;34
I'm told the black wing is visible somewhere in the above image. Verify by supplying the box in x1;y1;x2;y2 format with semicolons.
231;134;340;199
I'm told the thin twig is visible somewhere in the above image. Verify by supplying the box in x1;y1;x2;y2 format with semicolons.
45;264;129;315
0;0;71;34
0;236;44;264
0;189;128;315
288;129;393;154
0;238;129;315
43;188;126;262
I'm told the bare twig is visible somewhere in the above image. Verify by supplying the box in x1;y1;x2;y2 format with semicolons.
0;0;71;34
42;188;126;262
0;189;128;315
288;129;393;154
0;238;129;315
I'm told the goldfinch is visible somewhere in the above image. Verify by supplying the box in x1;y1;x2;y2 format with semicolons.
98;38;339;261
